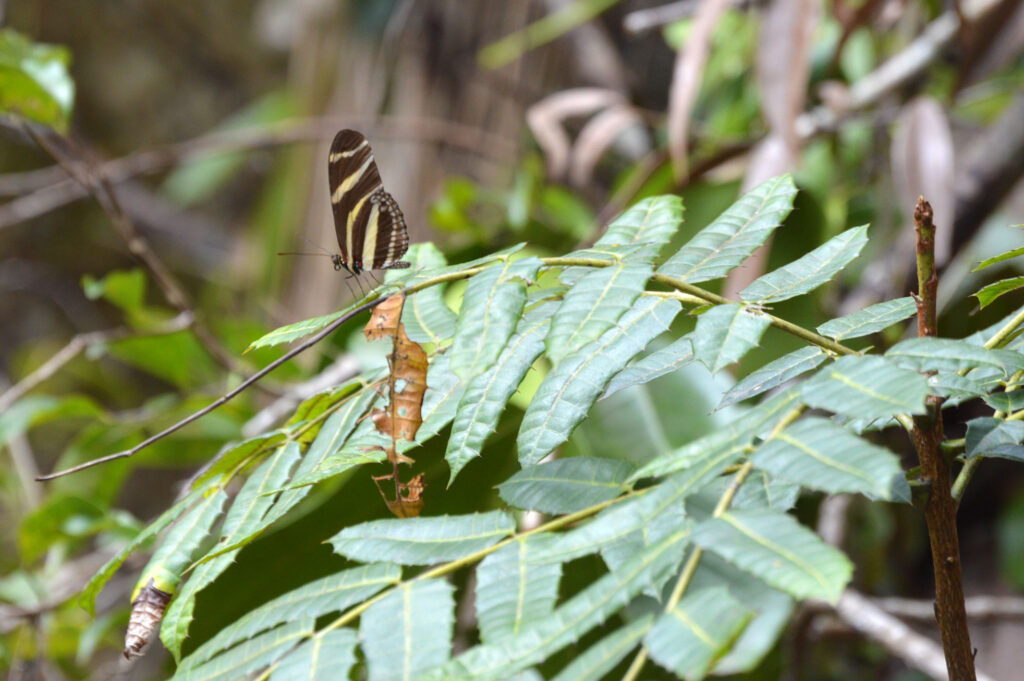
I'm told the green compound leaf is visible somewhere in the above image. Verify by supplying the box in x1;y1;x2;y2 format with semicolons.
717;346;826;410
475;535;562;643
517;297;681;466
549;615;653;681
450;257;542;381
246;308;355;352
386;243;457;345
497;457;635;514
740;225;868;303
180;564;400;671
361;580;455;681
973;246;1024;272
270;628;358;681
168;619;313;681
601;333;695;400
692;304;771;373
0;29;74;131
658;175;796;283
974;276;1024;309
545;262;653;364
693;509;853;603
595;194;684;261
418;529;688;681
816;297;917;340
329;511;515;565
446;304;554;483
644;587;753;680
887;338;1024;376
801;355;928;420
751;417;903;499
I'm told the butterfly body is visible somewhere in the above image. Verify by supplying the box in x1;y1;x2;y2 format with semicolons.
328;129;411;275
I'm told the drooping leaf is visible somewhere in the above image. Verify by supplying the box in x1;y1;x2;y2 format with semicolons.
385;243;457;345
887;338;1024;376
446;305;554;482
162;445;301;659
692;304;771;373
973;246;1024;272
270;629;358;681
717;346;826;410
595;194;684;261
329;511;516;565
360;579;455;681
181;563;400;670
168;619;314;681
658;175;797;283
601;333;695;400
0;29;74;130
419;529;688;681
815;297;918;341
801;355;928;420
644;586;753;679
692;509;852;603
549;615;653;681
740;225;868;303
751;417;903;499
450;257;542;381
545;262;653;364
475;535;562;643
497;457;635;514
974;276;1024;309
517;298;681;465
965;417;1024;461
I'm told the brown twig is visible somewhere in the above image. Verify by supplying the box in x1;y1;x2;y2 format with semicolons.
21;124;277;395
35;296;383;481
910;196;976;681
0;311;193;414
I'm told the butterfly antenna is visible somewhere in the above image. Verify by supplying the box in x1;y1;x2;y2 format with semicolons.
298;234;335;257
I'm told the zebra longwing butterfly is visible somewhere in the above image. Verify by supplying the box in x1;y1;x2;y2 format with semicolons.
328;129;411;275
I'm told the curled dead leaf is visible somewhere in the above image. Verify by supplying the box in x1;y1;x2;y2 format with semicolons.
374;472;425;518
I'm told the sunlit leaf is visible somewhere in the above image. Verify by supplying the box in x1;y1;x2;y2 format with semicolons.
181;563;400;670
546;263;653;364
718;346;826;410
595;194;684;261
386;243;457;345
692;304;771;373
361;579;455;681
645;587;753;679
693;509;852;603
446;304;554;482
658;175;796;283
476;535;562;643
801;355;927;420
517;298;681;465
168;619;313;681
816;297;917;340
751;417;902;499
450;257;542;380
270;628;357;681
497;457;634;514
0;29;74;130
329;511;515;565
740;225;868;303
973;246;1024;272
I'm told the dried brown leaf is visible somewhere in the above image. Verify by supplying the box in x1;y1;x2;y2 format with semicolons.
375;472;426;518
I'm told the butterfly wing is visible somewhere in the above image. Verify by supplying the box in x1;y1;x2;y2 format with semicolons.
328;129;409;273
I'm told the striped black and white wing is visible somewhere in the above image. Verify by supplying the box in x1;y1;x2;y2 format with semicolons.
328;129;410;274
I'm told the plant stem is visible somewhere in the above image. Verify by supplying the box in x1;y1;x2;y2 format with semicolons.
910;197;976;681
